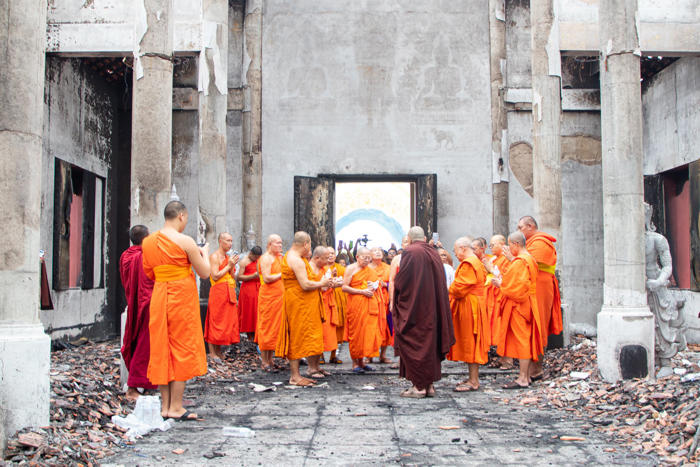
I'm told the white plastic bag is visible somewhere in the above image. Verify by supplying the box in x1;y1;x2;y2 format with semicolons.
112;395;174;440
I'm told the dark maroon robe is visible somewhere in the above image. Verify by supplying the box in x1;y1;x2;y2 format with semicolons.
120;246;156;389
393;240;455;390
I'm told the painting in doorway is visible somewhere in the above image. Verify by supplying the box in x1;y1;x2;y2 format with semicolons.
335;182;412;251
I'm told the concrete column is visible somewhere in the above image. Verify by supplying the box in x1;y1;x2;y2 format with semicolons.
489;0;509;235
131;0;175;230
596;0;654;382
241;0;263;249
0;0;51;445
530;0;562;237
198;0;229;244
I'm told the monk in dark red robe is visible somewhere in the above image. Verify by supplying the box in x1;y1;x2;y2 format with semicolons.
393;227;454;398
120;225;157;400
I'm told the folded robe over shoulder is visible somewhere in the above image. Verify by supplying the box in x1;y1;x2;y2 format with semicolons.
372;262;394;347
205;258;239;346
346;266;381;360
331;263;348;343
447;255;490;365
275;254;324;360
120;245;156;390
142;232;207;385
526;231;563;346
238;260;260;334
496;252;543;361
255;256;285;352
393;241;455;390
485;254;510;346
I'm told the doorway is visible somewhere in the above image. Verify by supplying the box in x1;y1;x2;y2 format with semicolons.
293;174;437;249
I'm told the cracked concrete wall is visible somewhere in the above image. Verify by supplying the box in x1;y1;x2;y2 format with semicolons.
39;57;127;339
261;0;493;247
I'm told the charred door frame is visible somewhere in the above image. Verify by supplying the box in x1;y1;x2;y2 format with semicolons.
295;173;437;248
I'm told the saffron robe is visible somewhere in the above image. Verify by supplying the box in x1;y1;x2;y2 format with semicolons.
316;267;339;352
345;266;381;360
485;254;510;346
330;263;347;343
447;255;490;364
526;231;563;346
120;245;156;389
238;259;260;333
142;232;207;385
255;255;285;351
496;253;543;361
393;241;455;390
205;258;239;345
275;254;325;360
372;262;394;347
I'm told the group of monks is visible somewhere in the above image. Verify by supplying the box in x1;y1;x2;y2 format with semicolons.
444;215;562;392
120;199;562;413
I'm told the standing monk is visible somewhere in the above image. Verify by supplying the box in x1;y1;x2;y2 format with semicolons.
256;234;284;371
393;227;454;398
343;247;382;373
276;232;332;386
142;201;210;420
326;248;347;364
483;235;512;368
493;231;542;388
517;215;562;380
370;247;393;363
309;246;341;367
448;237;490;391
120;225;157;400
237;246;262;340
205;233;240;360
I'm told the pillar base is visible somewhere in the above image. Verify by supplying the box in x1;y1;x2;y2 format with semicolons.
597;306;655;382
0;323;50;442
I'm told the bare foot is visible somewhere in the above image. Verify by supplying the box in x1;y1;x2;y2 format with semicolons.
289;377;315;387
125;387;141;401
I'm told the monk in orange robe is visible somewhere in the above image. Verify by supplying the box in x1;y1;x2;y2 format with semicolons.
518;215;563;381
275;232;331;386
309;246;342;362
483;234;512;368
342;247;381;373
326;248;347;363
369;247;393;363
204;232;240;360
493;231;543;389
448;237;491;391
141;200;210;420
256;234;284;370
237;246;262;340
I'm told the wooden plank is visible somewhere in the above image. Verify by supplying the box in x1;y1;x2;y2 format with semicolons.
415;174;437;239
293;176;335;248
52;159;72;290
81;171;96;290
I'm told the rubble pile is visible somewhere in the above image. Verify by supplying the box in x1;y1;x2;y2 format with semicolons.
2;338;262;465
501;336;700;465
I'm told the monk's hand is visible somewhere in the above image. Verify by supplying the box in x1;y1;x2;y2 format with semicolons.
362;289;374;297
492;276;502;288
228;254;239;267
482;257;493;273
320;277;333;288
502;246;514;261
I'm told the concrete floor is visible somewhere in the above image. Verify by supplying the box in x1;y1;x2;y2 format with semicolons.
104;345;655;466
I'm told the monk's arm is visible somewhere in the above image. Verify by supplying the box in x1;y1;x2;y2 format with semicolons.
260;255;281;284
288;255;329;291
500;259;529;300
239;261;259;282
448;264;477;298
388;257;400;309
183;238;211;277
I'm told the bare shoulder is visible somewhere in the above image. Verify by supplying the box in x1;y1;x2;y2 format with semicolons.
345;263;359;276
162;229;195;252
260;252;273;265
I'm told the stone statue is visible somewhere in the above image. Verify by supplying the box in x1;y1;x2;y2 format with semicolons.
644;203;687;377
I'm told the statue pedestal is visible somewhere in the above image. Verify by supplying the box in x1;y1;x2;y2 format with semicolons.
597;306;655;382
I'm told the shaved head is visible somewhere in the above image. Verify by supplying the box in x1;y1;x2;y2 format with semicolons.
490;234;506;245
218;232;232;242
164;200;187;220
129;225;149;246
267;234;282;246
518;216;538;229
312;246;327;258
293;231;311;245
475;237;487;248
356;246;371;257
407;226;425;242
455;236;473;248
508;231;527;246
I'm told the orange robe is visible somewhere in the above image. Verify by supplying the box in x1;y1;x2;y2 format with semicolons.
497;253;543;361
485;254;510;346
345;266;381;360
526;231;563;346
316;267;339;352
330;263;347;343
372;262;393;347
255;256;284;351
238;259;260;333
142;232;207;384
275;253;325;360
205;258;239;345
447;256;490;364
